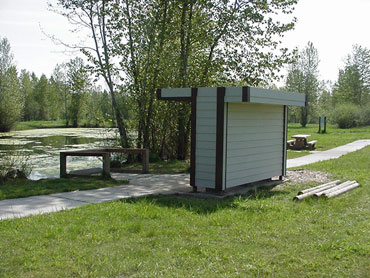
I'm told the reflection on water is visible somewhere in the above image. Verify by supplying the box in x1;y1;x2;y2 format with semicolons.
0;128;118;180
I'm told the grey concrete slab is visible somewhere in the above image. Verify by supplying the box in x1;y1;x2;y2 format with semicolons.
287;139;370;168
0;174;192;220
0;195;85;220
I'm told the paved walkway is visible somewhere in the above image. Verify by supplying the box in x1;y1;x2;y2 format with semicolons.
0;174;190;220
287;139;370;168
1;140;369;220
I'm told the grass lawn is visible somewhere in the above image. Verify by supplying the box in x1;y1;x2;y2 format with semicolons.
0;176;128;200
14;120;67;131
119;159;190;174
286;123;370;159
0;147;369;277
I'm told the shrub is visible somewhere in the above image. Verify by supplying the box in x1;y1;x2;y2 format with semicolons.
0;151;32;184
331;103;360;128
359;103;370;126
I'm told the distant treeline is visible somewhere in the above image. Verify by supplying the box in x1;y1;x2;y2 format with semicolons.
284;42;370;128
0;37;122;132
19;61;120;128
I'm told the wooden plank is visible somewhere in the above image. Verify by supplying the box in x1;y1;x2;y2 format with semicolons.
227;157;282;173
250;87;305;103
226;138;283;150
194;178;216;188
227;166;282;181
225;87;242;102
227;151;282;166
197;87;217;97
226;169;282;188
227;132;282;142
161;88;191;98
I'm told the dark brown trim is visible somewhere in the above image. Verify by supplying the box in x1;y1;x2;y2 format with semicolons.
156;89;162;99
190;88;198;189
242;86;251;102
282;105;287;178
156;88;191;101
215;87;226;192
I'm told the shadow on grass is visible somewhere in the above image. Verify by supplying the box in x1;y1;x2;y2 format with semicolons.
124;184;289;215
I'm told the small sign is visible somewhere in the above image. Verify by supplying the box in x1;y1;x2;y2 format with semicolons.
318;116;327;133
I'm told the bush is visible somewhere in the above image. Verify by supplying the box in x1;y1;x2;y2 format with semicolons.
359;103;370;126
0;151;32;184
331;103;361;128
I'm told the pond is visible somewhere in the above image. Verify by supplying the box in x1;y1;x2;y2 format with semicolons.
0;128;118;180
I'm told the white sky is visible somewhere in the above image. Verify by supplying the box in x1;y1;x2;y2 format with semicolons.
0;0;370;83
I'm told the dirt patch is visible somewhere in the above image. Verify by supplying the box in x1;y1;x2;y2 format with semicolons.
285;169;333;184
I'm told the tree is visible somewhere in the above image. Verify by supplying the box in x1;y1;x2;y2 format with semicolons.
333;45;370;106
50;64;70;125
33;74;52;120
285;42;320;127
51;0;298;158
66;58;90;127
50;0;130;147
0;37;23;132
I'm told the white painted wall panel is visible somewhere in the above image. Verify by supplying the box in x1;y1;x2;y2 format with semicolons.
225;102;284;188
225;87;242;102
195;92;217;189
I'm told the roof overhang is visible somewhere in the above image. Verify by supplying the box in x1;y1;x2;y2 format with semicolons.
157;86;306;106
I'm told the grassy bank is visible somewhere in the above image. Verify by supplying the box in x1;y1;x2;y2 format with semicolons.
13;120;114;131
0;176;128;200
0;147;369;277
14;120;67;130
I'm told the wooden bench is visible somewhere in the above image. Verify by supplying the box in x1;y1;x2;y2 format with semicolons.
307;140;317;150
287;140;295;149
60;148;149;178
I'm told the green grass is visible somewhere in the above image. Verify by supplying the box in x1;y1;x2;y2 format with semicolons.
0;147;369;277
286;123;370;159
14;120;67;131
120;160;190;174
0;176;128;200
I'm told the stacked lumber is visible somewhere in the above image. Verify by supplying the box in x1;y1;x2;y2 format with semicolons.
294;180;359;201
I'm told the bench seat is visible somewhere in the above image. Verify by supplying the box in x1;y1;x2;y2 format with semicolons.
307;140;317;150
287;140;295;148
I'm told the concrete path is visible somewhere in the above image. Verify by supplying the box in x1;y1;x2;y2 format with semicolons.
287;139;370;168
1;139;369;220
0;174;190;220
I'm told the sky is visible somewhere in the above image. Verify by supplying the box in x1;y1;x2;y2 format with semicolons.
0;0;370;84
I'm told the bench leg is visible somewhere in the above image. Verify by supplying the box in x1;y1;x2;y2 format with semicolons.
102;153;111;177
143;149;149;174
60;153;67;178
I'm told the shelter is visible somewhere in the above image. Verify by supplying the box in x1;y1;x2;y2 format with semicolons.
157;86;306;192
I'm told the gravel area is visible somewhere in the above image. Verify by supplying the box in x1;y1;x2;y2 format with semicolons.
285;169;333;184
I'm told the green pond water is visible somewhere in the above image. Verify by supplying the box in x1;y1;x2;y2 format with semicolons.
0;128;117;180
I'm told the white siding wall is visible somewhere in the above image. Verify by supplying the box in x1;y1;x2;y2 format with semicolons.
225;103;284;188
195;88;217;188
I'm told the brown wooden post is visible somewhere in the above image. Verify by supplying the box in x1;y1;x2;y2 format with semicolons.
143;149;149;173
60;153;67;178
102;153;111;177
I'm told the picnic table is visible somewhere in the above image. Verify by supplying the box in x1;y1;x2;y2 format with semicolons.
287;134;317;150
